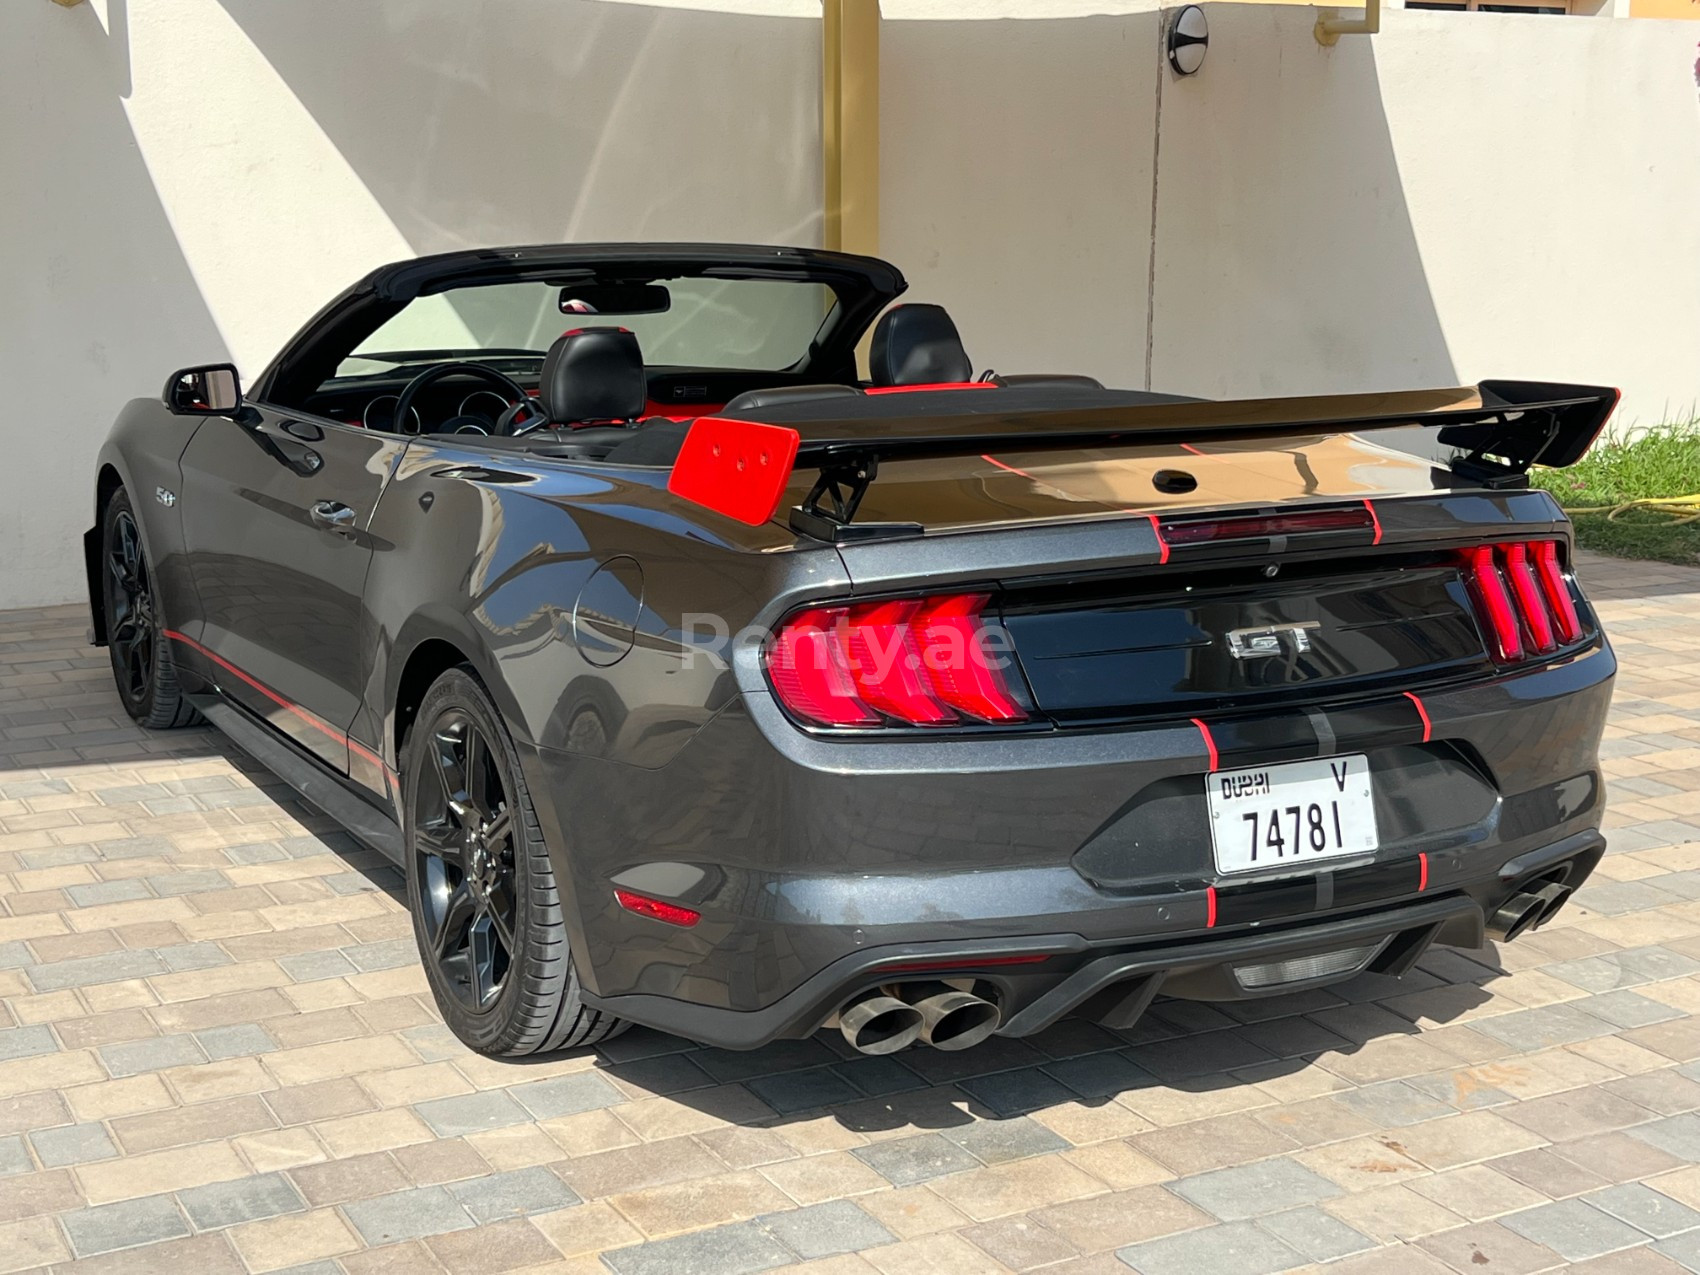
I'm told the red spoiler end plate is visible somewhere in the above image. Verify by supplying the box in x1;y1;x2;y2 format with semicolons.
667;417;802;527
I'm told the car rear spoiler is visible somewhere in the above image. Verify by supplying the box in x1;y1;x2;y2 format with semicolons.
665;379;1619;543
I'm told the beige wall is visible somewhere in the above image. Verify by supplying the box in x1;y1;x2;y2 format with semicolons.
882;3;1700;426
4;0;1699;609
1150;6;1700;417
0;0;821;610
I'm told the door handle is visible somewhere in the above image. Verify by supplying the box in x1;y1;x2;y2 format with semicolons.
309;500;358;536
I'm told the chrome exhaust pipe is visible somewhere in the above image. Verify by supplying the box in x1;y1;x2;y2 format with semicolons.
837;991;923;1055
902;981;1001;1052
1487;882;1569;943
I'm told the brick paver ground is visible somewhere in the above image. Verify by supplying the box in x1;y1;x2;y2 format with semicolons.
3;551;1700;1274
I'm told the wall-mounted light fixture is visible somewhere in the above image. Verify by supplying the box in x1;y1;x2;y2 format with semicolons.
1167;6;1208;76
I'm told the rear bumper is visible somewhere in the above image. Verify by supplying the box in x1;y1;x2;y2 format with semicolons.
519;641;1613;1048
579;830;1603;1049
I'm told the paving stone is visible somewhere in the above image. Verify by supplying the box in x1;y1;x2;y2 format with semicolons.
341;939;416;971
146;869;232;897
194;1024;277;1059
179;1172;306;1230
506;1071;624;1119
1473;1004;1619;1051
443;1166;580;1222
0;1135;32;1176
277;950;359;982
1587;1183;1700;1239
1629;1114;1700;1162
340;1185;476;1245
412;1090;531;1138
1171;1158;1344;1221
832;1054;929;1098
65;879;152;907
955;1066;1078;1117
757;1199;896;1260
1117;1219;1306;1275
852;1133;983;1186
1043;1049;1155;1099
601;1220;792;1275
98;1033;207;1077
743;1067;860;1115
29;1122;116;1168
0;1026;57;1063
1654;1230;1700;1269
1582;990;1688;1030
157;941;234;973
59;1193;189;1256
1259;1206;1378;1262
1501;1198;1654;1262
1335;1080;1459;1128
941;1115;1071;1164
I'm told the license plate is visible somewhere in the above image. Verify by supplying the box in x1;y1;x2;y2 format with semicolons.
1208;754;1378;875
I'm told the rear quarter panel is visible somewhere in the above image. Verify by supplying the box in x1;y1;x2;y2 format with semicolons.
360;439;850;770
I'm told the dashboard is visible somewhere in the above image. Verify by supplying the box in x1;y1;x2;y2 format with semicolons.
300;361;841;436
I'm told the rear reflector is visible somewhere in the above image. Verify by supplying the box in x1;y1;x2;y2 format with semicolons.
767;593;1030;728
1159;506;1376;547
614;890;701;927
878;953;1050;974
666;416;801;526
1458;540;1586;665
1234;941;1385;990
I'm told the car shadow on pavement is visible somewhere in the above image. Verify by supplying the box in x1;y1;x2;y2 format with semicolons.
549;951;1514;1139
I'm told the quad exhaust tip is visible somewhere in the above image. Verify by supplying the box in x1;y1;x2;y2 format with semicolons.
906;981;1001;1052
837;992;923;1055
837;983;1002;1055
1487;881;1570;944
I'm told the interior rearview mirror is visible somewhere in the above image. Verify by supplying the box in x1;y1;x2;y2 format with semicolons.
164;364;243;416
557;283;671;315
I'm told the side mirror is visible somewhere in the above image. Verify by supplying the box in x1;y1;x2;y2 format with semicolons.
164;364;243;416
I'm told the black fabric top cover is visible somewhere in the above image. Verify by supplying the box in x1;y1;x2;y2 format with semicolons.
868;304;972;386
538;327;648;425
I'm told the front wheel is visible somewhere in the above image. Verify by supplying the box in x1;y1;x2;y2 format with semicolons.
100;488;199;730
402;667;626;1055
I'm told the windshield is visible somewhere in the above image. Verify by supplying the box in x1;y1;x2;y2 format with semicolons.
339;277;836;376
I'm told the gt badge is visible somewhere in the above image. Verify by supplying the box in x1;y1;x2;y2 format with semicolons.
1227;621;1319;660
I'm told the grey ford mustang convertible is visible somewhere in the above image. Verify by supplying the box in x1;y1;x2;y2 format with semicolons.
86;243;1617;1056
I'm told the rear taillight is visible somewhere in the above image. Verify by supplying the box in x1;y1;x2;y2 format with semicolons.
1458;540;1586;665
767;594;1030;728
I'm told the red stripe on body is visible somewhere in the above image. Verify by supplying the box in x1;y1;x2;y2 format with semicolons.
163;630;392;776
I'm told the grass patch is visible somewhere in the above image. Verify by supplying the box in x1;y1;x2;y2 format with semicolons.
1531;420;1700;566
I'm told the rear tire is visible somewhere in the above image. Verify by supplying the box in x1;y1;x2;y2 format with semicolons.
402;666;626;1055
100;488;199;730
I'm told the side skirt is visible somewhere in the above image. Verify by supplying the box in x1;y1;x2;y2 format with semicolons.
189;692;405;863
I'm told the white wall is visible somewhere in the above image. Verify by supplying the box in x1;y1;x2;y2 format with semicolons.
4;0;1699;609
1150;5;1700;424
0;0;820;609
882;3;1700;426
881;8;1163;387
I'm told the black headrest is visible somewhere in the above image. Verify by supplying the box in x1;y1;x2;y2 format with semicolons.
869;304;972;387
538;327;648;425
722;384;860;414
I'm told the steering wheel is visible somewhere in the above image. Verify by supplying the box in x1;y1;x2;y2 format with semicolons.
391;362;530;437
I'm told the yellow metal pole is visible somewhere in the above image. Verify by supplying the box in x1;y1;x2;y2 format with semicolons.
823;0;880;257
1315;0;1381;46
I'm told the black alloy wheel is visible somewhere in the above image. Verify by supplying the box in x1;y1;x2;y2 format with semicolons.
107;507;156;706
412;708;518;1011
403;667;625;1055
101;489;198;729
